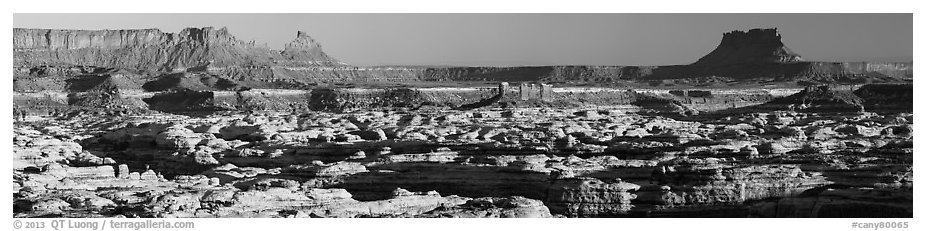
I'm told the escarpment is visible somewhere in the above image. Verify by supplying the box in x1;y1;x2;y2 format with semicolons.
14;27;344;71
12;27;913;117
12;25;913;218
14;27;911;87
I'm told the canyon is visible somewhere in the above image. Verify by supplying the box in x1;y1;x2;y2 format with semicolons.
12;26;913;218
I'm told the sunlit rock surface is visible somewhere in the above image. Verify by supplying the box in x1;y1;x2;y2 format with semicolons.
11;27;913;218
13;105;912;217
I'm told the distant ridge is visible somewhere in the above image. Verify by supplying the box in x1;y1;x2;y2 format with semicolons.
13;27;345;71
12;27;913;86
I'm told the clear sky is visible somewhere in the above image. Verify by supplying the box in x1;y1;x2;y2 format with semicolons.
13;13;912;66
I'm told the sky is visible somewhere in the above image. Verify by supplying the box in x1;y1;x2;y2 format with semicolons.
13;13;913;66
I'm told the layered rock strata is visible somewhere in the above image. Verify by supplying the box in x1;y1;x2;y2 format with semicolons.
14;104;912;217
14;28;912;86
14;27;344;71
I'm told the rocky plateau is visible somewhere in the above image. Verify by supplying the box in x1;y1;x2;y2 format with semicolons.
12;26;913;218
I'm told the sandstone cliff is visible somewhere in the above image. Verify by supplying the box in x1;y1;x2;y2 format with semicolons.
13;27;912;89
694;28;804;66
14;27;344;71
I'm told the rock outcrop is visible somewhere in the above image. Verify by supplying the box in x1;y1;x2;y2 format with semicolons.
853;83;913;112
13;98;913;218
545;177;640;217
694;28;803;65
10;25;914;219
14;27;344;71
722;83;914;114
14;27;912;88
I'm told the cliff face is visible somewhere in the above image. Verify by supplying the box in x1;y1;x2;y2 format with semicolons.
694;28;804;66
13;27;912;88
420;66;656;82
13;27;344;71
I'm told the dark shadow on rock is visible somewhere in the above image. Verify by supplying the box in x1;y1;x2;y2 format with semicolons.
332;162;551;201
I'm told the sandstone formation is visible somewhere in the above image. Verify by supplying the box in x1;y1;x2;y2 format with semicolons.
11;26;913;218
13;103;913;217
14;27;344;71
14;27;911;92
694;28;804;65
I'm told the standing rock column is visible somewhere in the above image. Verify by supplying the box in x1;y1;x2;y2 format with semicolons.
540;83;552;102
520;82;530;101
117;164;130;178
498;82;509;97
529;84;538;99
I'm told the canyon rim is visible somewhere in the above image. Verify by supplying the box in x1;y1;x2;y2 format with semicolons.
12;14;913;219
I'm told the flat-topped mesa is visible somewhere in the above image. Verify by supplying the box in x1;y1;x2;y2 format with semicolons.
13;26;911;86
693;28;804;66
13;27;343;71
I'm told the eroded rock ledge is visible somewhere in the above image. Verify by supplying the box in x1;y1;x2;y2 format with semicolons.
13;106;912;218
